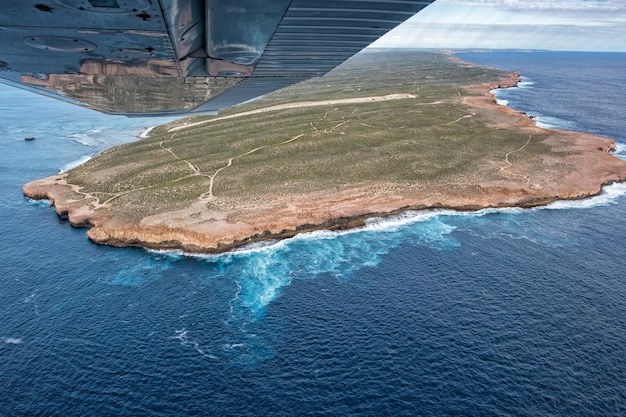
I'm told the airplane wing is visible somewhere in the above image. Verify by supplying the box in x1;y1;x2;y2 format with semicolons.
0;0;435;116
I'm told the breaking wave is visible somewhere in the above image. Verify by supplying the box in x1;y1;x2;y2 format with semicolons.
533;115;577;130
59;155;91;173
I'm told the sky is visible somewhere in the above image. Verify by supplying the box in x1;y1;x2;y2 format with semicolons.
373;0;626;51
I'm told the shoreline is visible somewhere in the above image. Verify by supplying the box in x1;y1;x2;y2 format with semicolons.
24;168;624;255
142;182;626;258
23;53;626;254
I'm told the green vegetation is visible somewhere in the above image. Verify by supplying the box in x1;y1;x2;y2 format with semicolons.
66;50;554;220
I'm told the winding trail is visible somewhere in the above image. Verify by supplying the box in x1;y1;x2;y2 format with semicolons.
445;113;474;126
202;133;309;201
159;133;200;175
92;132;206;206
499;134;534;181
167;96;481;202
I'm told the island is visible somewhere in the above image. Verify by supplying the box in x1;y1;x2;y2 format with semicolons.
23;50;626;253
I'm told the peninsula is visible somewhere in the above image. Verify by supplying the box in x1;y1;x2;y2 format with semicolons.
24;51;626;253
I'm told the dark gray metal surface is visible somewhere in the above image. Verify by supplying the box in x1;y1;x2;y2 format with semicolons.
0;0;435;115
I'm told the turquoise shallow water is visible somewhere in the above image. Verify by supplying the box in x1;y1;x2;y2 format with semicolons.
1;51;626;416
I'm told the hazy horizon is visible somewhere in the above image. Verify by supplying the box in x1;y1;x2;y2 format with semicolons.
373;0;626;52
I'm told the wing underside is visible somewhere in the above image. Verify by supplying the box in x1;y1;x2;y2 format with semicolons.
0;0;434;115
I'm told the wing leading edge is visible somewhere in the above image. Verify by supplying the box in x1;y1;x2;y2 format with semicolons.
0;0;435;116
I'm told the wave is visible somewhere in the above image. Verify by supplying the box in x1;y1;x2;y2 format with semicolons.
543;182;626;210
517;78;534;88
490;77;581;131
129;180;626;365
59;155;91;173
613;142;626;161
70;139;96;148
143;180;626;320
27;198;52;207
534;115;577;130
150;178;626;265
209;213;458;318
149;210;456;262
68;133;97;148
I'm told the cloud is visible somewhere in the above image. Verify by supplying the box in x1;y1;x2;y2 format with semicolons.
371;0;626;51
437;0;626;11
410;1;626;27
379;21;626;51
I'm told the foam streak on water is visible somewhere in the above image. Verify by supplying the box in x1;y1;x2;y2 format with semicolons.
59;155;92;173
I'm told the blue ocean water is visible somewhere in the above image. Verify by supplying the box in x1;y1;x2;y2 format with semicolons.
2;51;626;416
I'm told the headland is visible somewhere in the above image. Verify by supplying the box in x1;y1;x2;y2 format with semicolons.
23;50;626;253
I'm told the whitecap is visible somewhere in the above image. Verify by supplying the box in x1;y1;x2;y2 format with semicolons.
542;182;626;210
149;210;464;268
534;115;576;130
27;198;52;207
145;248;186;260
517;78;535;88
364;209;454;231
198;211;454;263
613;142;626;162
59;155;92;173
495;98;509;106
151;177;626;268
170;329;187;341
3;337;22;344
148;179;625;321
71;139;96;147
68;133;97;147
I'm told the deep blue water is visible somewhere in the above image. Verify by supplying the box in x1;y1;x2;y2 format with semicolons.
2;51;626;416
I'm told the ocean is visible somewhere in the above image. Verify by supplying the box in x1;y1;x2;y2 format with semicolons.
1;51;626;416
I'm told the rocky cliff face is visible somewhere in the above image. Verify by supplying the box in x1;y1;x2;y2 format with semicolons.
24;142;626;254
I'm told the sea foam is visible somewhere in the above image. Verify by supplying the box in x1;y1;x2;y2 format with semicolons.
59;155;92;173
533;115;577;130
543;182;626;210
614;143;626;161
147;179;626;268
517;78;535;88
69;136;96;147
27;198;52;208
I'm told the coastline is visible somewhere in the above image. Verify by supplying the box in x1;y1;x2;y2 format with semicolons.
23;52;626;254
